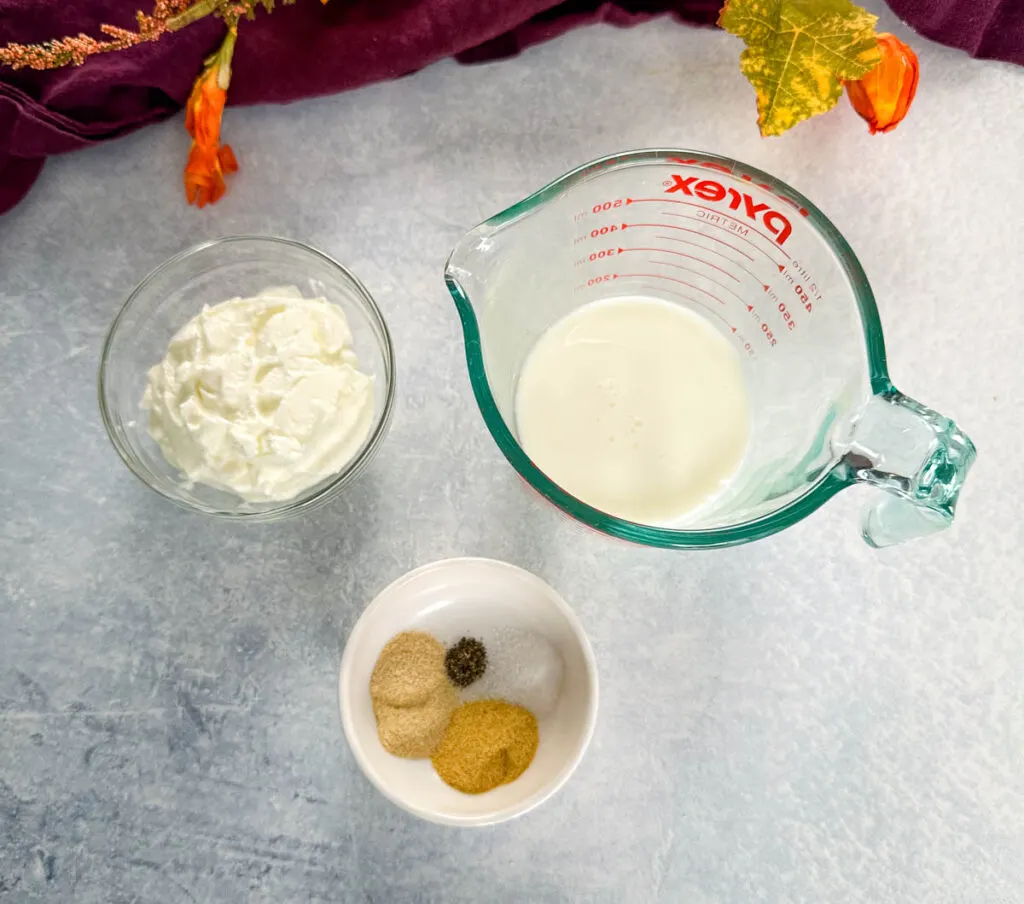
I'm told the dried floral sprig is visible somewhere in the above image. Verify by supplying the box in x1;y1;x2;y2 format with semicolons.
0;0;295;71
0;0;315;206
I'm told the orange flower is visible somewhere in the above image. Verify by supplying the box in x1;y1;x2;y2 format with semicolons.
845;33;919;134
184;143;238;208
184;29;237;207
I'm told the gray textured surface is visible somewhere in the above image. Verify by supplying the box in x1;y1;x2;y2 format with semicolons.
2;5;1023;902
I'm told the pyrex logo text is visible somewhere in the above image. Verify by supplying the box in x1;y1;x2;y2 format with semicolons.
665;174;793;246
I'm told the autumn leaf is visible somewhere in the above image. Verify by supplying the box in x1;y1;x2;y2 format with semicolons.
719;0;883;136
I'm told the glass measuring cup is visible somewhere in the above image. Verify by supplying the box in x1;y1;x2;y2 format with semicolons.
445;150;975;548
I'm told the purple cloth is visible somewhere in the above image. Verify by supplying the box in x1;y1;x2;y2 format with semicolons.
0;0;1020;215
885;0;1024;64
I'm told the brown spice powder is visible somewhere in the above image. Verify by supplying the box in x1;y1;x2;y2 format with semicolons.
373;682;458;758
369;630;456;758
369;630;447;707
431;699;539;794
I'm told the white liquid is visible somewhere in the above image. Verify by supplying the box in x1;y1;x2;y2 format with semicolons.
514;296;750;525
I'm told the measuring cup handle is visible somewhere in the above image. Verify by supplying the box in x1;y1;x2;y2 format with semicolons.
842;391;977;548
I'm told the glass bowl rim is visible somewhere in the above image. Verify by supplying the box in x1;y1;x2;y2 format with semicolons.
98;234;397;522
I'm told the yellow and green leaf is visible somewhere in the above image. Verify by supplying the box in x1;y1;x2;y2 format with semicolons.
719;0;882;136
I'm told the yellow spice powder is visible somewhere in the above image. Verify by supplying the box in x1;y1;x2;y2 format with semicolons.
431;699;539;794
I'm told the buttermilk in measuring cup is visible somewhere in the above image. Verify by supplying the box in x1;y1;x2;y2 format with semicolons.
514;296;750;525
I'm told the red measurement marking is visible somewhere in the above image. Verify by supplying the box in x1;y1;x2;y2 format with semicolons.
741;302;779;346
611;273;726;305
698;303;740;335
792;282;814;314
655;235;762;284
627;284;757;357
776;298;797;330
627;197;792;259
653;260;748;304
621;222;755;262
617;247;739;282
662;212;787;265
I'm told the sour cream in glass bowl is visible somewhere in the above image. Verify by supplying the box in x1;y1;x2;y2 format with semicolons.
99;236;395;520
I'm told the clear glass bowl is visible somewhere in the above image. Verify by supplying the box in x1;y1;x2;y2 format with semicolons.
99;236;396;521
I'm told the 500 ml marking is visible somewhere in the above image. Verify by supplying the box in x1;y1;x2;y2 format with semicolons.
571;200;626;226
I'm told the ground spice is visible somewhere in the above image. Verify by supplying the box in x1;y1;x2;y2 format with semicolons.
444;637;487;688
373;683;457;758
369;630;455;758
369;631;447;707
431;699;539;794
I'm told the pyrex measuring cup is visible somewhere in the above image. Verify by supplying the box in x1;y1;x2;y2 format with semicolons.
445;150;975;549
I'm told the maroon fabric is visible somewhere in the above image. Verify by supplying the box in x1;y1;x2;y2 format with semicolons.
0;0;1020;214
0;0;720;212
884;0;1024;65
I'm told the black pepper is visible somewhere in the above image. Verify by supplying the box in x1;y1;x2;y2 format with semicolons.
445;637;487;688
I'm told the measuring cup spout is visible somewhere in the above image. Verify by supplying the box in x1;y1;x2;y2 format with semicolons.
841;391;976;547
445;224;495;323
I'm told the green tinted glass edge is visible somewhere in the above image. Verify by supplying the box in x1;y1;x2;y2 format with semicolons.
445;149;892;548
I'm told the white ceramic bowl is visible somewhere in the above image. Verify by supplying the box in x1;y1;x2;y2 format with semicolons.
339;558;598;826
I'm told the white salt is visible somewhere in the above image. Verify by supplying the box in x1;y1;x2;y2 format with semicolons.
461;627;564;716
